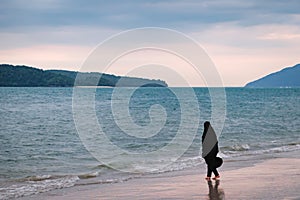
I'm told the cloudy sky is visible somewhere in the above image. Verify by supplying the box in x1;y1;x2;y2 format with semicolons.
1;0;300;86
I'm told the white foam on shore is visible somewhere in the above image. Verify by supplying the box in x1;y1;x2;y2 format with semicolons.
0;175;79;200
1;144;299;200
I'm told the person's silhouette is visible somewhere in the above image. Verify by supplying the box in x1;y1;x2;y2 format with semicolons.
202;121;222;180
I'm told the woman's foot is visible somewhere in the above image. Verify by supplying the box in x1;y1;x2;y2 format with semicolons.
205;177;211;180
212;175;220;180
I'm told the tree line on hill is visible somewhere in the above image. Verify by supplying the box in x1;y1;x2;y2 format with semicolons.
0;64;168;87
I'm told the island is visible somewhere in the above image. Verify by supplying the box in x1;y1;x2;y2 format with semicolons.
245;64;300;88
0;64;168;87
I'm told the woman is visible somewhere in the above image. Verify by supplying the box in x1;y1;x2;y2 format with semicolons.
202;121;222;180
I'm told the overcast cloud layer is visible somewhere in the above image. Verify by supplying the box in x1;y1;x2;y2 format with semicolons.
1;0;300;29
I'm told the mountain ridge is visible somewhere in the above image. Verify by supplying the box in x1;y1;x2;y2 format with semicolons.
245;64;300;88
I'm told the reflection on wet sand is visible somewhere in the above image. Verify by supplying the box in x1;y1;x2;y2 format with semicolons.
207;180;225;200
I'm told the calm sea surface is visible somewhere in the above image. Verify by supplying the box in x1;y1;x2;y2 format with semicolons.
0;87;299;199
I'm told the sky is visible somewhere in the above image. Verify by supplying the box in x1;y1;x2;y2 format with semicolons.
1;0;300;86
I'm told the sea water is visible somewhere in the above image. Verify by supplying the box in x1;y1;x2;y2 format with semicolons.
0;87;299;199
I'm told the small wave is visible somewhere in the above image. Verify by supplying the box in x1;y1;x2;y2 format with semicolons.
221;144;250;152
260;144;300;154
23;175;52;182
217;152;230;158
75;177;131;186
231;144;250;151
78;172;100;179
0;175;79;200
287;142;300;146
221;143;300;158
155;156;205;174
92;164;115;170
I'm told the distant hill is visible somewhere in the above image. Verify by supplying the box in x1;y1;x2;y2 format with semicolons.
0;64;168;87
245;64;300;88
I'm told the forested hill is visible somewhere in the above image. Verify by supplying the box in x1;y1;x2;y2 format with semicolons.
245;64;300;88
0;64;168;87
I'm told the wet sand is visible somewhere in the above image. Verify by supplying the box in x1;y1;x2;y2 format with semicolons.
18;157;300;200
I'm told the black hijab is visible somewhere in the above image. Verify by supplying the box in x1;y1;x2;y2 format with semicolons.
202;121;219;158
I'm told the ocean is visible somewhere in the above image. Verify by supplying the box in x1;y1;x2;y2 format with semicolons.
0;87;299;199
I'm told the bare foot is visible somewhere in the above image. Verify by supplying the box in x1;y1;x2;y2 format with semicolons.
205;177;211;181
212;175;220;180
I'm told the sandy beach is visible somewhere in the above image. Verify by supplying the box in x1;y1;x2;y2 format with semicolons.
17;157;300;200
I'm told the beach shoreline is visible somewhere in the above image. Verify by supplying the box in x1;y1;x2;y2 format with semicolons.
16;151;300;200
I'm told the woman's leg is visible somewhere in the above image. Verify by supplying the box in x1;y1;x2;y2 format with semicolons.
207;165;213;177
212;168;219;177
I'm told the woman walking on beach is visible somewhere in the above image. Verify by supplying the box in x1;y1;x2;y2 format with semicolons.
202;121;222;180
